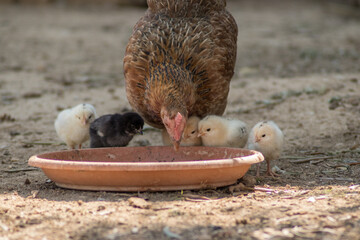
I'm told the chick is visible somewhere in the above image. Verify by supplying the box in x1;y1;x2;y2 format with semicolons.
197;115;248;148
55;103;97;149
162;116;202;146
247;121;284;177
89;112;144;148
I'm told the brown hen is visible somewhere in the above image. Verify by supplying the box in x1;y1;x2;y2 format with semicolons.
124;0;237;150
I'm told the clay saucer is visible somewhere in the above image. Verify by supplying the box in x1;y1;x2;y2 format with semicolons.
28;146;264;192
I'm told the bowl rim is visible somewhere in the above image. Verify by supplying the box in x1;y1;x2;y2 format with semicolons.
28;146;264;171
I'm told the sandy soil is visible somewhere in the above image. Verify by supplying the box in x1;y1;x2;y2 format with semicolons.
1;0;360;239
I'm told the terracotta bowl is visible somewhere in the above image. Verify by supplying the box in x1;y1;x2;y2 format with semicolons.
28;146;264;192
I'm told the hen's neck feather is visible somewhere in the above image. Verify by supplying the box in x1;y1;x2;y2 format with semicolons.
145;61;196;114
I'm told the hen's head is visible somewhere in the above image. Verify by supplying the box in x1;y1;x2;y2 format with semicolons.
161;106;187;151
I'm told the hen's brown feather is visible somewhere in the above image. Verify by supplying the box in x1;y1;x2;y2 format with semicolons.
124;0;237;129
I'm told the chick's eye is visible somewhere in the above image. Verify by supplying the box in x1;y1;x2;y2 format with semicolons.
262;134;266;138
88;115;92;119
206;128;211;132
191;130;196;134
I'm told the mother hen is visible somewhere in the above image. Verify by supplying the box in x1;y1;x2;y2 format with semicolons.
124;0;238;150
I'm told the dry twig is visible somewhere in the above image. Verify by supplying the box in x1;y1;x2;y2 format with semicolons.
290;156;335;164
321;177;354;182
22;142;65;146
183;194;212;201
254;187;276;192
4;168;37;173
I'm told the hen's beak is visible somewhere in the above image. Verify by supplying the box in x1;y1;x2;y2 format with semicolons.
173;141;180;151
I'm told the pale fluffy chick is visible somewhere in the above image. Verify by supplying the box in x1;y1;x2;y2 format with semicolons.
55;103;97;149
247;121;284;177
162;116;202;146
197;115;248;148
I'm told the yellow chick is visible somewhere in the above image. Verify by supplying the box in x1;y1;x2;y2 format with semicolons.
197;115;248;148
162;116;202;146
55;103;97;149
247;120;284;177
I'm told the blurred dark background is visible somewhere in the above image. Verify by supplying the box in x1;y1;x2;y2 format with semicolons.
0;0;359;8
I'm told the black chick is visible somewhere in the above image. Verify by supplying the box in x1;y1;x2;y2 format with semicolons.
90;112;144;148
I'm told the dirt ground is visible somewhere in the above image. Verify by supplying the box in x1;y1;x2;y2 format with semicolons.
1;0;360;239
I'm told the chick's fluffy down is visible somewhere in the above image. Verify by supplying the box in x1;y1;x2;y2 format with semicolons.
198;115;248;148
90;112;144;148
247;120;284;161
55;103;97;149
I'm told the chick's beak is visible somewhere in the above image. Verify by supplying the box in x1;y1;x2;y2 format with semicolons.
197;132;204;138
137;129;143;135
255;137;260;143
81;115;87;126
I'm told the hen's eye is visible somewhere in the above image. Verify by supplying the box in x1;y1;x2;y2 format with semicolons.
207;128;211;132
262;134;266;138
